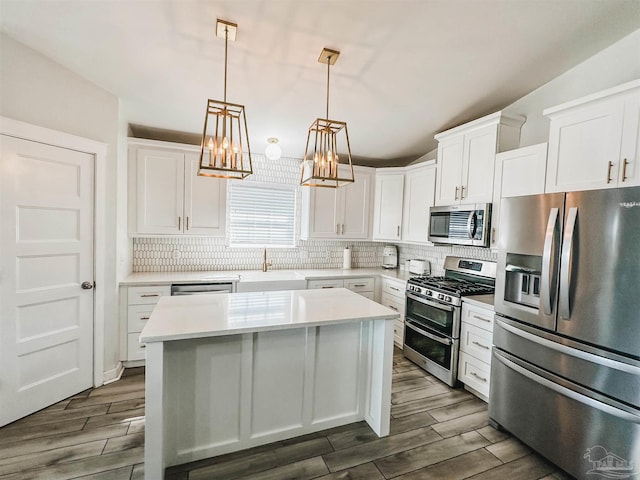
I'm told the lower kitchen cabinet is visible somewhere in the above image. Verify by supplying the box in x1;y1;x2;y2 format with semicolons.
307;277;375;300
458;300;494;401
121;284;170;363
379;277;407;347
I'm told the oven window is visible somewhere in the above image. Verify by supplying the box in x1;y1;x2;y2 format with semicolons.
404;323;452;369
406;296;454;335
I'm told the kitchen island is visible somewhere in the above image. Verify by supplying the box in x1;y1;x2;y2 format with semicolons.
140;288;398;480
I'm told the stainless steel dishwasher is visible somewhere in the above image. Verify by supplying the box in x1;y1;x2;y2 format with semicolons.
170;282;234;296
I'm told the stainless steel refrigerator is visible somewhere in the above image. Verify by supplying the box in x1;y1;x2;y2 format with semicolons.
490;186;640;480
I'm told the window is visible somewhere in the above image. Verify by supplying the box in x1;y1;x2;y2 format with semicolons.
228;182;296;247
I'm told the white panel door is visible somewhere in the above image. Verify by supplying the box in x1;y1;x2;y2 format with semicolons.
306;186;340;239
0;136;94;426
372;173;404;241
462;126;497;204
184;153;226;236
435;136;464;206
136;148;184;234
402;165;436;243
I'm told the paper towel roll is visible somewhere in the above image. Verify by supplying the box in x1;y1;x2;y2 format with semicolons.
343;246;352;269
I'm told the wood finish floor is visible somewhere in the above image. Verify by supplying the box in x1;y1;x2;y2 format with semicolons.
0;349;574;480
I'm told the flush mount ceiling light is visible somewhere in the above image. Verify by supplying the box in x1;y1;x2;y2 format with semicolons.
300;48;354;188
198;19;253;180
265;137;282;160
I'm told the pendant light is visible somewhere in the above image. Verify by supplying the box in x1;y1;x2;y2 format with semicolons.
198;19;253;179
300;48;354;188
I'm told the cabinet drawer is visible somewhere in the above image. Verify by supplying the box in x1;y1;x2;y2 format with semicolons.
381;278;405;298
380;292;405;317
393;320;404;348
460;322;493;363
344;277;374;292
307;279;344;289
458;351;490;398
128;333;146;361
358;291;375;300
128;285;170;305
128;305;155;333
461;302;494;331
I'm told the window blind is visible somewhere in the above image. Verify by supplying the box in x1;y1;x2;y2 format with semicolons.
228;183;296;247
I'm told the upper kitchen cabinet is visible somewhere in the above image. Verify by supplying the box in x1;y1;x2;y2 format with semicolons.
544;80;640;193
372;169;405;241
490;143;548;248
129;141;227;236
434;111;525;206
300;165;374;240
401;162;436;243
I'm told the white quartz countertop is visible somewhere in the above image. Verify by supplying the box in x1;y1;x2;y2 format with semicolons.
140;288;400;343
121;268;413;286
462;294;495;309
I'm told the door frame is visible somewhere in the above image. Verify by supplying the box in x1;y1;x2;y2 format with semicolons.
1;115;107;387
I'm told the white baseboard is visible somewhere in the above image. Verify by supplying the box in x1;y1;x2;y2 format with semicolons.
122;360;145;368
102;361;124;385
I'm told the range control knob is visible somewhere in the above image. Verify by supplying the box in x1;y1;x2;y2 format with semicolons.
445;296;452;303
438;294;444;300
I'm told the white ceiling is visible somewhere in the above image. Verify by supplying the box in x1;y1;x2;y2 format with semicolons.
1;1;639;165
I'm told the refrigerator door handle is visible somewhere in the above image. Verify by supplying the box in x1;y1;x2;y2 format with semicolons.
559;207;578;319
541;207;559;315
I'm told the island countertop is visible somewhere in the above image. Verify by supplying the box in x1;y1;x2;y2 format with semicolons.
140;287;400;343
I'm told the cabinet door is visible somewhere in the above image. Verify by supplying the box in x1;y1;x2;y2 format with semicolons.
491;143;547;248
184;153;227;236
546;100;625;193
462;126;497;204
305;187;340;238
340;168;372;239
372;173;404;241
435;136;464;206
619;95;640;187
136;149;185;234
402;165;436;243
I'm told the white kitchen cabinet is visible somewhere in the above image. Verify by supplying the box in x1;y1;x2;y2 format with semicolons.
434;111;524;206
544;80;640;193
121;284;170;363
458;300;494;401
301;166;374;240
307;277;375;299
490;143;548;248
401;162;436;243
372;170;405;241
130;141;226;236
379;277;406;347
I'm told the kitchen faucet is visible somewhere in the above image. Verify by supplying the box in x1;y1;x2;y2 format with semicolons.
262;248;272;272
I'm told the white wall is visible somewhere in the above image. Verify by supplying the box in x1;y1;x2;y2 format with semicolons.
505;28;640;148
0;33;122;379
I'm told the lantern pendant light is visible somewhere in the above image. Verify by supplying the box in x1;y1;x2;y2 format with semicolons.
198;19;253;179
300;48;354;188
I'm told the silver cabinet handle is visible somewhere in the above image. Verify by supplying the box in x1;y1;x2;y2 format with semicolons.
186;216;190;230
541;207;559;316
390;286;400;291
622;158;629;181
341;224;345;234
321;285;335;289
559;207;578;320
140;316;150;320
336;224;339;234
471;341;490;350
472;314;491;323
606;161;614;183
140;294;160;298
178;216;181;231
454;186;459;200
470;372;487;382
460;185;465;199
353;284;367;287
388;305;399;311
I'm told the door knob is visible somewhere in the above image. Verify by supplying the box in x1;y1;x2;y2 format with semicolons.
81;281;94;290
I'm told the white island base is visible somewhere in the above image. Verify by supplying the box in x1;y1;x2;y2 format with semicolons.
141;288;398;479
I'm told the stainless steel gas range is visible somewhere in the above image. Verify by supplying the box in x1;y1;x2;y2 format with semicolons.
403;256;496;386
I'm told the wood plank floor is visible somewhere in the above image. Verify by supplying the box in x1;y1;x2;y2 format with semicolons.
0;349;575;480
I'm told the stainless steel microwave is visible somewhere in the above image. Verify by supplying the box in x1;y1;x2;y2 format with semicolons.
428;204;491;247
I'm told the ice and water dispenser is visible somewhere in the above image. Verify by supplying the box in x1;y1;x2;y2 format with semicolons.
503;253;542;309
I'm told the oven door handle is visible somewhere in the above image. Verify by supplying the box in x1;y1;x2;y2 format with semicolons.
405;320;453;346
406;292;454;312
